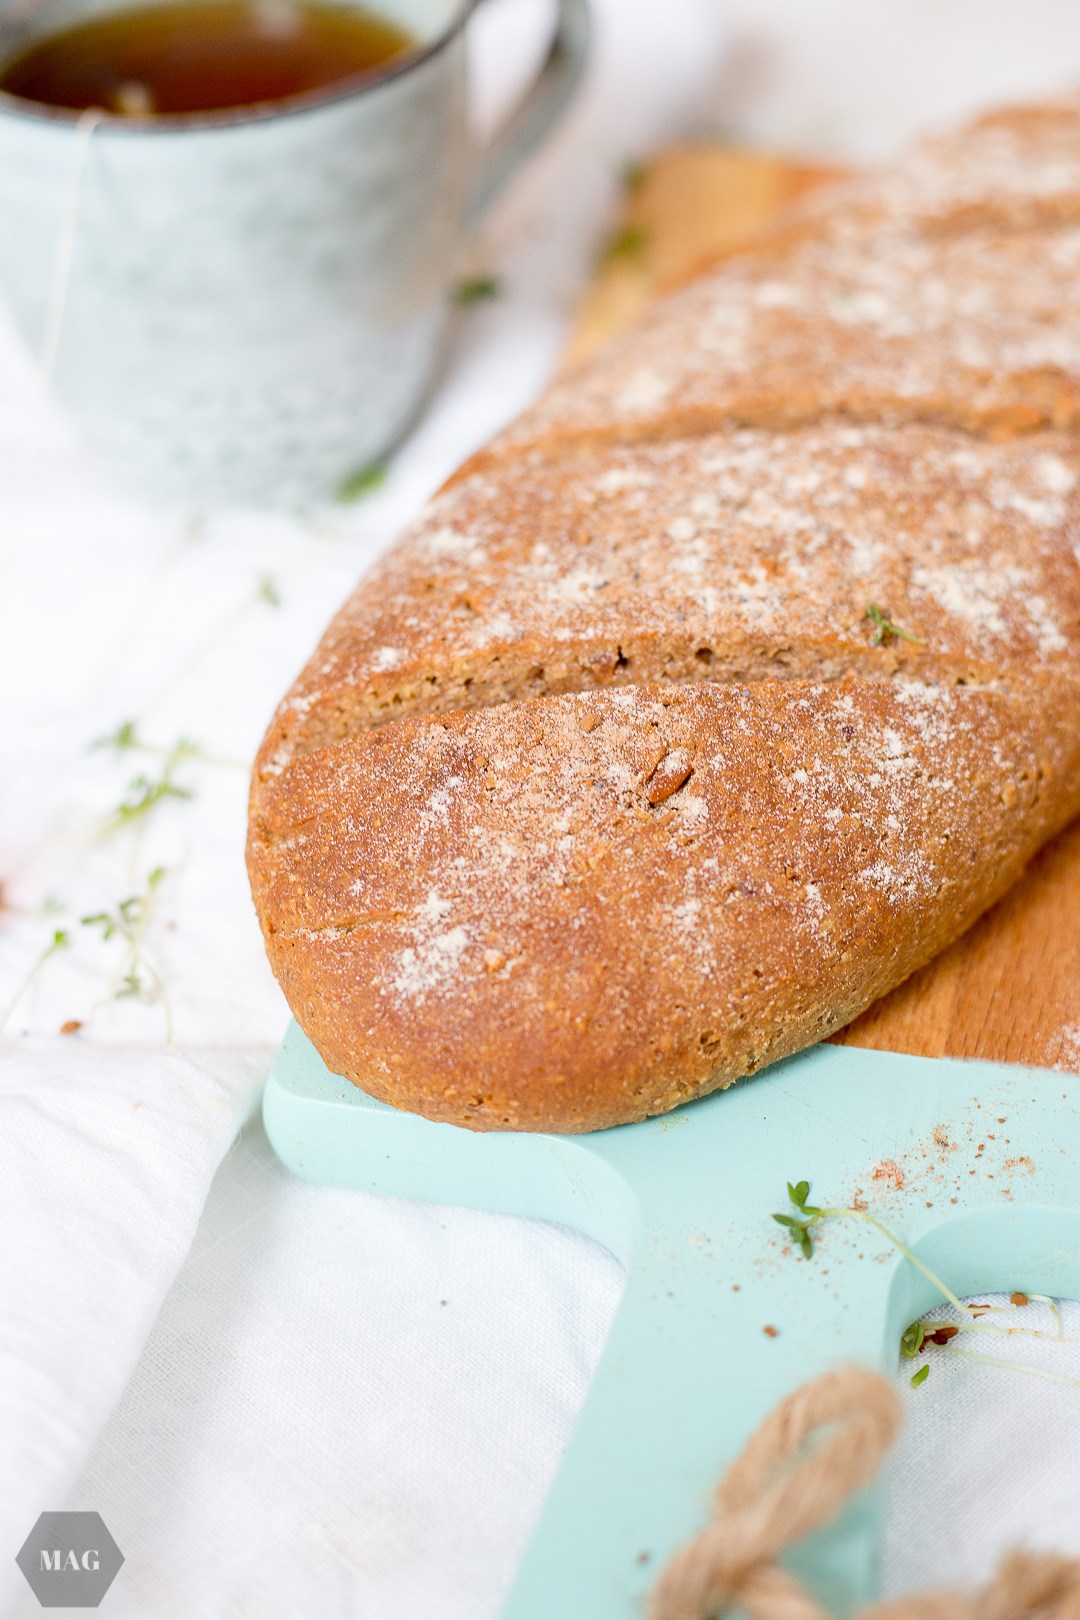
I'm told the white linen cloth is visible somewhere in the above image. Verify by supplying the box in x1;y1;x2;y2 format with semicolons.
4;2;1080;1614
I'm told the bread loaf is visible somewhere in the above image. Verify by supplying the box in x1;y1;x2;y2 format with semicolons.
467;98;1080;466
248;98;1080;1132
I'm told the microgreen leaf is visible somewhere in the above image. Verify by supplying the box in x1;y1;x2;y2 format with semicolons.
454;275;501;306
82;870;166;949
774;1180;1074;1396
772;1213;813;1255
90;718;139;753
93;724;220;835
256;574;281;608
772;1177;826;1257
0;925;71;1033
865;603;926;648
104;772;192;834
337;463;388;502
601;222;649;263
900;1320;926;1359
80;870;172;1033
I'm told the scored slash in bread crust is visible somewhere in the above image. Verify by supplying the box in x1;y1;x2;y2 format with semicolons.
259;423;1080;766
249;96;1080;1131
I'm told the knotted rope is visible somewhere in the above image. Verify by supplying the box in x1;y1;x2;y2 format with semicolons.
650;1365;1080;1620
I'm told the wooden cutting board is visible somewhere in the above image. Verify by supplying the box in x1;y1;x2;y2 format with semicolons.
566;145;1080;1075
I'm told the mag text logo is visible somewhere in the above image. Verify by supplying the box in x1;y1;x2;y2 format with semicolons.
16;1513;123;1607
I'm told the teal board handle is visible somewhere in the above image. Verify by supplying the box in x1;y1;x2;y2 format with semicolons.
264;1024;1080;1617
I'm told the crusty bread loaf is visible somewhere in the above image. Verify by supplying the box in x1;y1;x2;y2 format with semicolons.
248;97;1080;1132
465;98;1080;469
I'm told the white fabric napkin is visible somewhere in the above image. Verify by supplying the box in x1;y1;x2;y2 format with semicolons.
0;1045;270;1611
5;1;1080;1614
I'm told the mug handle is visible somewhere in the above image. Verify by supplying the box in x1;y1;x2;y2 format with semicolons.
465;0;592;227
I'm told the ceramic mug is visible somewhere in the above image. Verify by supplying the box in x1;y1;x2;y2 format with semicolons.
0;0;590;504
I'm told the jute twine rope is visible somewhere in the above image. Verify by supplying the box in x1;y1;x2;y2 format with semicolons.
649;1365;1080;1620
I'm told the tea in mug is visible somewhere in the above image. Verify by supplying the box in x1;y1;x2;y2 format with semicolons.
0;0;415;117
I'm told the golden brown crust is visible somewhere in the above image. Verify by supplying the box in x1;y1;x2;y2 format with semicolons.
248;95;1080;1131
780;94;1080;240
459;95;1080;476
259;424;1080;767
461;222;1080;475
249;678;1080;1131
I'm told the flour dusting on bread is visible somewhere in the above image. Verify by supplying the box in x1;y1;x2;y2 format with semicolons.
249;94;1080;1130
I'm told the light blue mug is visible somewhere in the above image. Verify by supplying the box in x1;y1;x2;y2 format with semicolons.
0;0;590;504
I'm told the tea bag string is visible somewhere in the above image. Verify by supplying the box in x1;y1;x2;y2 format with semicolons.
11;106;100;552
649;1364;1080;1620
39;108;101;389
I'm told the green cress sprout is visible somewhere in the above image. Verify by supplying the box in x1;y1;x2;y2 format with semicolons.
772;1178;1078;1391
865;603;925;647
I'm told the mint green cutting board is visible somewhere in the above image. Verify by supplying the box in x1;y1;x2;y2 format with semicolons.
264;1023;1080;1617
